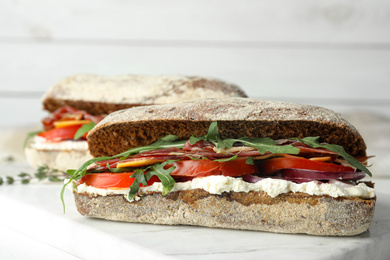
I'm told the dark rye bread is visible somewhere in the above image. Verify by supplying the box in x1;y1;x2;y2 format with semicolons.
73;189;375;236
42;74;247;115
87;97;367;157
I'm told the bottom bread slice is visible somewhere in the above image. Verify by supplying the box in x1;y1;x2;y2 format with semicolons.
73;189;376;236
25;146;92;173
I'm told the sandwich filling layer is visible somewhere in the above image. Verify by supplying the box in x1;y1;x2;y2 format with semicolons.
63;122;375;206
68;175;375;199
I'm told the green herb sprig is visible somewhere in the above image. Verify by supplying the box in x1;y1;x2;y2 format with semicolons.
127;160;177;201
0;165;66;185
295;136;372;177
73;122;96;140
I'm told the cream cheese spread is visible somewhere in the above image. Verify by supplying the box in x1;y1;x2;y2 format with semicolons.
69;175;375;200
30;136;88;151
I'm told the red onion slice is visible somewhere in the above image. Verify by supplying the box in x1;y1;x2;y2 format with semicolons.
280;168;366;182
242;174;264;183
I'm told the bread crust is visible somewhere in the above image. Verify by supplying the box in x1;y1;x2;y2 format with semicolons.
87;98;366;157
73;189;376;236
42;74;247;114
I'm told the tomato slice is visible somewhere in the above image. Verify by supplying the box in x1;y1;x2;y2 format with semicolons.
259;156;355;175
169;159;259;177
38;124;85;142
79;173;160;189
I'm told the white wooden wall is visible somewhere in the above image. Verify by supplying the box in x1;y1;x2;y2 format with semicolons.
1;1;390;175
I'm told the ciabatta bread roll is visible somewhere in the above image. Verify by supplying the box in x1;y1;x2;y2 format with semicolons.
66;98;375;236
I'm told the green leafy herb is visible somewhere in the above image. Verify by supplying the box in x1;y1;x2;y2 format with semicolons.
126;160;177;201
153;134;182;145
106;163;133;173
73;122;96;140
35;165;66;181
6;176;14;184
1;166;66;187
189;121;220;145
205;121;220;140
295;136;372;177
233;137;300;154
246;157;255;165
48;176;61;182
146;160;176;195
66;169;76;176
120;136;186;160
127;169;149;201
18;172;29;178
214;155;238;162
3;156;14;163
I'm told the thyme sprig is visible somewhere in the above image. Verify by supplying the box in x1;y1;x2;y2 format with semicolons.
0;165;66;185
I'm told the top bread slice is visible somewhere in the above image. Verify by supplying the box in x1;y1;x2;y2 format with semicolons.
42;74;247;115
87;97;366;158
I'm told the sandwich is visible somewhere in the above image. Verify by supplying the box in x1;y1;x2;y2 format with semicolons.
24;74;246;172
64;97;376;236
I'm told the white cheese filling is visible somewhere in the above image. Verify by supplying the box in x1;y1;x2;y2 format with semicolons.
68;175;375;199
30;136;88;151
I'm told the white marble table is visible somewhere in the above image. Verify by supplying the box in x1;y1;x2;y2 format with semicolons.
0;161;389;260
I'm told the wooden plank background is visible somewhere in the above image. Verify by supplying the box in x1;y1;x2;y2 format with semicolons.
1;0;390;126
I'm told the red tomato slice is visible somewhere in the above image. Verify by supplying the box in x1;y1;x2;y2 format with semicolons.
259;156;354;176
37;124;85;142
79;173;160;189
169;159;259;177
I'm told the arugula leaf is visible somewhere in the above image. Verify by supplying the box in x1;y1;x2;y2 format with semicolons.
190;121;220;145
106;163;133;173
127;169;149;201
119;137;186;160
189;136;202;145
127;160;177;200
66;169;76;176
61;156;112;212
246;157;255;165
215;138;236;149
205;121;220;140
216;137;300;155
146;160;176;196
152;134;180;145
214;155;238;162
296;136;372;177
237;137;300;155
73;122;96;140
